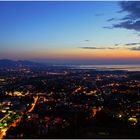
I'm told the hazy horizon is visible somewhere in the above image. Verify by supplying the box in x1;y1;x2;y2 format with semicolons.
1;58;140;65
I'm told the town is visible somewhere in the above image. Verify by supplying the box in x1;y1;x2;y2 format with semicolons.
0;64;140;138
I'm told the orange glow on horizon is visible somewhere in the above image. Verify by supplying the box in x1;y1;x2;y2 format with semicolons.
1;47;140;60
29;48;140;60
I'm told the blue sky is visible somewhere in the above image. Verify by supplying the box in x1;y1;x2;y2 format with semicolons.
0;1;140;64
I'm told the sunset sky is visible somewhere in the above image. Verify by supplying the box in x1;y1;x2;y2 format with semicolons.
0;1;140;64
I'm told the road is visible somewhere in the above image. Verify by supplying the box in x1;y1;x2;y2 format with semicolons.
0;114;22;139
28;96;39;112
0;96;39;139
0;114;10;123
0;113;11;139
91;107;102;117
73;86;82;93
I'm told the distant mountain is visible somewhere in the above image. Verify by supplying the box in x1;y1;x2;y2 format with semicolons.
0;59;44;68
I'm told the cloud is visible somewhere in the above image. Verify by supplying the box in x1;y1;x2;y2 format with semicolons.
84;40;90;42
119;1;140;17
125;43;140;46
79;45;140;51
114;44;120;46
107;18;115;22
79;47;118;50
106;1;140;32
79;47;104;49
113;20;140;31
113;42;140;47
107;47;117;49
129;46;140;51
103;26;113;29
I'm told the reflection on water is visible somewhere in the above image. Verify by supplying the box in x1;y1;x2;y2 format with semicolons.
70;65;140;71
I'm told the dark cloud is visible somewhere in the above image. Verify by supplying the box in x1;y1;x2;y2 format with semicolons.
107;18;115;22
113;43;140;47
79;47;118;50
120;15;135;21
106;1;140;32
107;47;117;49
120;1;140;17
125;43;140;46
103;26;113;29
79;47;104;49
79;45;140;51
129;46;140;51
113;20;140;31
84;40;90;42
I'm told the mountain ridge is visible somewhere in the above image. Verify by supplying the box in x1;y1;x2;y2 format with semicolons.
0;59;44;68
